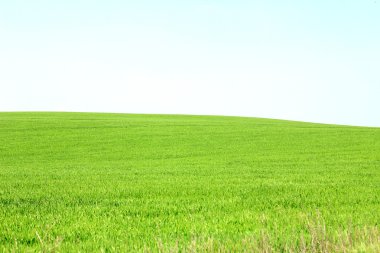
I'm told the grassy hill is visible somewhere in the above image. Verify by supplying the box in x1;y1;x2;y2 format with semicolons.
0;112;379;252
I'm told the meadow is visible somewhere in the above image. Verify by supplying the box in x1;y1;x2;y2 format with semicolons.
0;112;379;252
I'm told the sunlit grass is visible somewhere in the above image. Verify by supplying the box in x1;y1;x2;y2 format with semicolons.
0;112;379;252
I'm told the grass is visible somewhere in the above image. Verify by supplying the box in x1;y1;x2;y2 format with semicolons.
0;112;379;252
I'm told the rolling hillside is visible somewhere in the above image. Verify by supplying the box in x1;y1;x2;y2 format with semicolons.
0;112;379;252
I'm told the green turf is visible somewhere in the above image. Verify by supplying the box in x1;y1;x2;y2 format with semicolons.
0;112;379;252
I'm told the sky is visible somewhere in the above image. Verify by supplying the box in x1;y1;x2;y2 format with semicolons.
0;0;379;126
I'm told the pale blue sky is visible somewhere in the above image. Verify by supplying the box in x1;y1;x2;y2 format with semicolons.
1;0;379;126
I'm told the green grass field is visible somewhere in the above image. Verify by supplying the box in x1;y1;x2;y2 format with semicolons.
0;112;379;252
